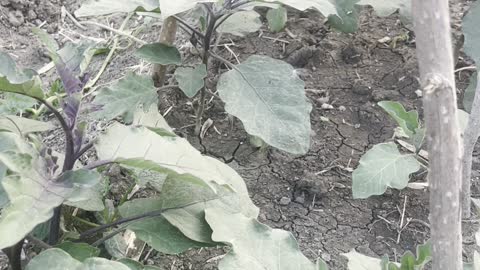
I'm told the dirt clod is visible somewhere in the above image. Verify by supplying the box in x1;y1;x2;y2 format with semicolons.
278;197;291;206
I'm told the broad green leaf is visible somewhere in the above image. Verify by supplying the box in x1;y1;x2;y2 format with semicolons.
266;7;288;32
96;124;259;241
93;73;158;123
317;259;329;270
463;1;480;65
352;142;420;199
132;105;173;132
159;0;215;18
135;43;182;65
118;258;162;270
56;241;101;262
104;232;129;259
0;93;37;115
0;115;55;135
58;41;97;75
328;0;359;33
216;11;262;36
343;250;384;270
64;179;106;211
263;0;337;17
217;55;312;154
205;206;321;270
119;197;213;253
31;222;50;241
464;72;477;113
0;133;100;248
0;52;44;99
174;64;207;98
241;2;281;10
75;0;159;17
0;163;6;208
32;27;59;56
356;0;411;22
414;242;431;268
26;248;131;270
378;101;419;137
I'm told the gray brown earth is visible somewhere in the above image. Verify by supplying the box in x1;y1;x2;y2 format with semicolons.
0;0;479;269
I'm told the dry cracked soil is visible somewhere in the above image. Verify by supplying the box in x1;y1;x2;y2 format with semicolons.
0;0;479;269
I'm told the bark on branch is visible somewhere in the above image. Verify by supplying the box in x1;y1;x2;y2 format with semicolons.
152;17;178;88
413;0;463;269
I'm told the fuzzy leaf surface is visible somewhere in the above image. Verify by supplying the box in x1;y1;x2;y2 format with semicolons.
135;43;182;65
95;123;259;242
0;115;54;135
263;0;337;16
56;241;101;262
266;7;288;32
0;52;44;99
174;64;207;98
463;0;480;64
352;142;420;199
464;73;477;113
0;93;37;115
217;10;262;36
205;206;322;270
25;248;131;270
0;132;100;248
217;55;311;154
75;0;159;17
378;101;419;137
356;0;411;22
93;73;158;122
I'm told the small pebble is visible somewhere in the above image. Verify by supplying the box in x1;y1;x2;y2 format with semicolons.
415;89;423;97
321;103;334;110
279;196;291;206
295;193;305;204
27;10;37;20
321;253;332;262
8;10;24;27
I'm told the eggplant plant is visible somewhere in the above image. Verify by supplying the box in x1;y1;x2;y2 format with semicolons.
74;0;415;155
0;29;333;270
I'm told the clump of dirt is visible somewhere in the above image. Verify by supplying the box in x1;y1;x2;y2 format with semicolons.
0;0;62;33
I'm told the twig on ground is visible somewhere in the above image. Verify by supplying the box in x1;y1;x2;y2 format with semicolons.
61;6;87;30
81;21;146;45
84;13;134;90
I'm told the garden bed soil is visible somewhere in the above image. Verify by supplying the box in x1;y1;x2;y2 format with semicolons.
0;1;479;269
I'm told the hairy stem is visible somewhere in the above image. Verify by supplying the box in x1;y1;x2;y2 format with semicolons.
35;98;75;245
79;199;216;240
26;235;53;250
195;3;218;135
2;240;23;270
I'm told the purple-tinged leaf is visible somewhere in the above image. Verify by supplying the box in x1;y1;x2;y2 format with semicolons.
73;122;87;154
55;61;84;95
60;93;82;129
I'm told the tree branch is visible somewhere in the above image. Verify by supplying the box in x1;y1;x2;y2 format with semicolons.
74;140;96;160
462;72;480;218
412;0;462;269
